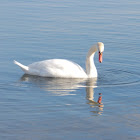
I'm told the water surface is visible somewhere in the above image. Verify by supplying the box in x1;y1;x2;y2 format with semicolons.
0;0;140;139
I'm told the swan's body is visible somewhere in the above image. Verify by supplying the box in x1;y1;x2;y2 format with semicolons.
14;59;87;78
14;42;104;78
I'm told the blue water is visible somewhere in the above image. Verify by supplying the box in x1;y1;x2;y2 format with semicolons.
0;0;140;139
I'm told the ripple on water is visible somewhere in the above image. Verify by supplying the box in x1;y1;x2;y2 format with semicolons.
98;69;140;87
13;67;140;93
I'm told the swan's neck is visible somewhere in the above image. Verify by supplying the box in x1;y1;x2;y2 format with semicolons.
86;45;98;78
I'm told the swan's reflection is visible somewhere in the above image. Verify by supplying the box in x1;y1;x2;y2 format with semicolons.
21;74;103;115
86;79;104;115
21;74;87;95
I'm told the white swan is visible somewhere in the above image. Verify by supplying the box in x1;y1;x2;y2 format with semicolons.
14;42;104;78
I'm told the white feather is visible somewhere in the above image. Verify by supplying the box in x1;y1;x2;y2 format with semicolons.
14;42;104;78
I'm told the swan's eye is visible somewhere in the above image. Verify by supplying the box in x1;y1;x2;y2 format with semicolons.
99;51;103;55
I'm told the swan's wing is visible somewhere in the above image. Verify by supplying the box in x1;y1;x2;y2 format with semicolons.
28;59;87;78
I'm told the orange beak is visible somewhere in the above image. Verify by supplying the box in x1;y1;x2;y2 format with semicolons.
99;52;103;63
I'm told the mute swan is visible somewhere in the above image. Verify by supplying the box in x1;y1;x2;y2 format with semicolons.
14;42;104;78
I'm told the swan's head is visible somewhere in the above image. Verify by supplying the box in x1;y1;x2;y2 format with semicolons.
97;42;104;63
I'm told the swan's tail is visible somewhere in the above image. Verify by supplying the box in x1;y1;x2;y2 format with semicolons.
14;60;29;72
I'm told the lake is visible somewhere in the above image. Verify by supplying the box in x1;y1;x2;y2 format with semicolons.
0;0;140;139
